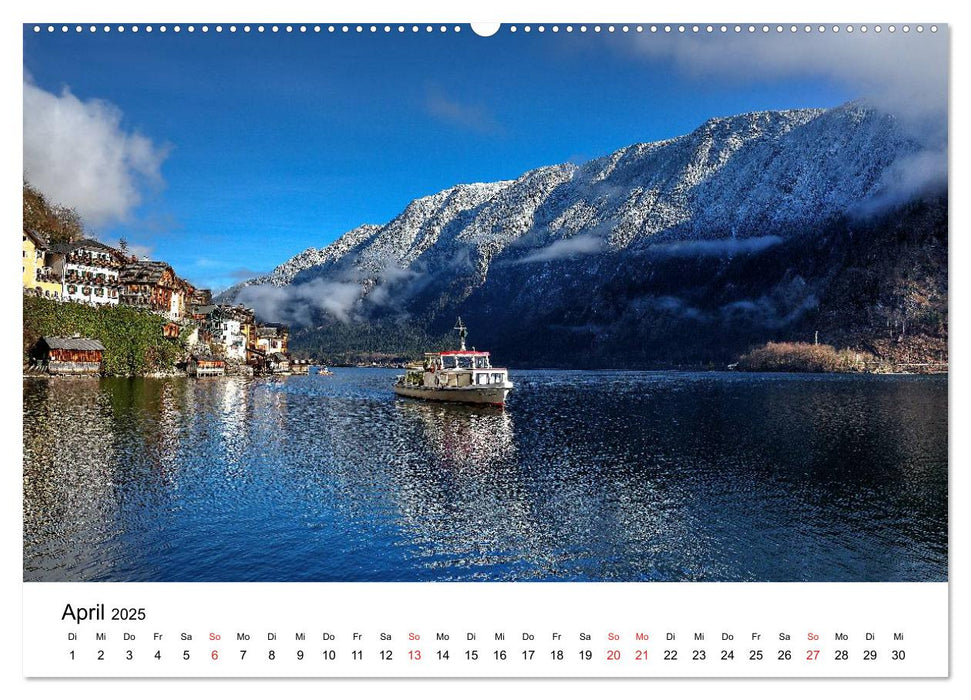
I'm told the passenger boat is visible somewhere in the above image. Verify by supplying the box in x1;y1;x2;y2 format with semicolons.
393;318;513;407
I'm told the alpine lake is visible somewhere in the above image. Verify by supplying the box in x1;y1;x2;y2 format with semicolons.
23;369;947;582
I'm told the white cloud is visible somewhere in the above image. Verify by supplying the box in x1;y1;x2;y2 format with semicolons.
23;78;169;226
851;148;948;217
515;234;605;264
236;279;363;326
235;262;432;326
627;30;948;135
123;242;154;260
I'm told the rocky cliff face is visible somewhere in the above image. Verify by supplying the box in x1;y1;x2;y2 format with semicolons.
219;103;946;367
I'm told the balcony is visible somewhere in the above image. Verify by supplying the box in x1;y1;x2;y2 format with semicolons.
34;267;60;283
66;253;122;269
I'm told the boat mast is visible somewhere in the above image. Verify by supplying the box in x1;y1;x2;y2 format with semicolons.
455;317;468;351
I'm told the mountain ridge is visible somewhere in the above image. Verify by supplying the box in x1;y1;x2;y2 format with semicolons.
222;103;910;301
217;102;945;368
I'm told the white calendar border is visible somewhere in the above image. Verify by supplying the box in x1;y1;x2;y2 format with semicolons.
3;0;963;697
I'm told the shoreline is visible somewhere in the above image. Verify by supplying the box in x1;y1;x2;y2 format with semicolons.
22;366;948;380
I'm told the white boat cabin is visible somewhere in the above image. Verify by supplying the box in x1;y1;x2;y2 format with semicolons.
402;350;509;389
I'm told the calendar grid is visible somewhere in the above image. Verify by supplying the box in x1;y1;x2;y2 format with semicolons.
23;582;948;678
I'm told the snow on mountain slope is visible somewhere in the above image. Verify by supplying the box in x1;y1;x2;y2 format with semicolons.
220;102;927;323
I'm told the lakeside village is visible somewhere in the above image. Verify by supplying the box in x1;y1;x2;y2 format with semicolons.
22;229;312;378
22;228;948;378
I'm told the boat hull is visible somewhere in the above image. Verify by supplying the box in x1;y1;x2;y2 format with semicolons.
393;383;511;406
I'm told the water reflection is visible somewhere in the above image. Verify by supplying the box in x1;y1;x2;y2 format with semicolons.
387;400;544;577
395;401;516;470
23;370;947;582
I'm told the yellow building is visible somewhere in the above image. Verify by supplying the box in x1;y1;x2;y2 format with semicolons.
22;229;62;299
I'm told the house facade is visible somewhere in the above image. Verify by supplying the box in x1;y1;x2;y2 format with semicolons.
47;239;123;306
216;316;245;359
189;287;212;307
204;305;256;361
267;352;291;374
22;229;62;299
163;322;181;339
255;324;289;356
120;260;194;321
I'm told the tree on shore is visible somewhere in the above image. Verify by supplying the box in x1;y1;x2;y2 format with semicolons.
22;179;85;243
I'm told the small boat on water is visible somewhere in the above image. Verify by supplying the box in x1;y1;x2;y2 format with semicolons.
393;317;513;407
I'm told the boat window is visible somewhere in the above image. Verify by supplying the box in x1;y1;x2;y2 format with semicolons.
476;373;488;385
442;356;456;369
458;355;473;369
492;373;503;384
475;356;487;368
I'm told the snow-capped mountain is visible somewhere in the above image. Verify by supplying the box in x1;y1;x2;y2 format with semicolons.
219;102;946;367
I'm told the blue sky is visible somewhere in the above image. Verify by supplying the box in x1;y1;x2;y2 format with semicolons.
23;25;873;291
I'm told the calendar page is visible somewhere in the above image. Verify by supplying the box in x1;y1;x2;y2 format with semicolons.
18;1;954;690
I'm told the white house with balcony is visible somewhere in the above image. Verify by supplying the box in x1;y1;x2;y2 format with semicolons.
201;305;254;361
47;239;124;306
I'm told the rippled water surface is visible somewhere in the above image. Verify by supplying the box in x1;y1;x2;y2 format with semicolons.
23;370;947;582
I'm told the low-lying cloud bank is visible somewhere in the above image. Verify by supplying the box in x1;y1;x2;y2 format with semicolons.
236;278;363;327
852;148;948;218
234;263;430;327
514;234;785;266
515;234;606;264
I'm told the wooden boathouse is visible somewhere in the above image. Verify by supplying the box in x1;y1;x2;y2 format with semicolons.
34;336;105;375
187;353;225;377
